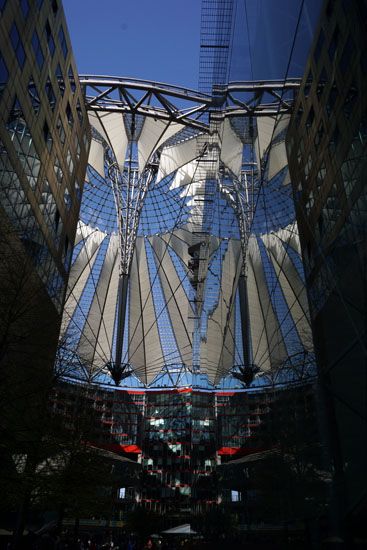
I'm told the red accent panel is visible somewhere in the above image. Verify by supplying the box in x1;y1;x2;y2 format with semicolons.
121;444;141;453
217;446;269;457
217;447;240;455
148;388;192;394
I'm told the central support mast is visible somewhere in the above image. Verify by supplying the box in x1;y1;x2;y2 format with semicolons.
219;152;258;384
107;137;155;381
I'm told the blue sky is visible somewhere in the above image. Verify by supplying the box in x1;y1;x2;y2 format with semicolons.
63;0;322;90
63;0;201;89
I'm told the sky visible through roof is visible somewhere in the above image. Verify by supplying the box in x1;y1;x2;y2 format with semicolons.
63;0;201;89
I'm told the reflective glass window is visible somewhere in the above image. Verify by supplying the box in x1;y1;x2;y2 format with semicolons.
55;63;65;96
75;181;81;201
40;179;56;233
314;29;325;63
68;65;75;92
45;21;55;57
31;30;44;70
56;116;65;145
45;78;56;110
314;121;324;148
28;77;41;113
340;36;354;74
43;120;53;151
326;82;338;116
0;52;9;96
0;141;36;244
75;136;81;160
316;67;327;100
343;83;358;119
6;97;41;190
63;236;72;270
328;25;340;60
328;124;340;154
58;25;68;59
20;0;29;18
10;23;26;68
63;187;72;211
66;102;73;127
66;149;74;175
304;70;313;97
76;99;83;123
306;106;314;131
54;155;64;186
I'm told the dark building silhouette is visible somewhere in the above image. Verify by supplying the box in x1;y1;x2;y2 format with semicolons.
0;0;90;440
287;0;367;533
50;380;322;528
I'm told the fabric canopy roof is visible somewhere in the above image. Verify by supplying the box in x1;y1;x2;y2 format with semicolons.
59;107;313;387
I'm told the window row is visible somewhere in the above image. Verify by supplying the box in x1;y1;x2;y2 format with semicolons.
6;98;79;236
0;145;65;311
8;16;69;72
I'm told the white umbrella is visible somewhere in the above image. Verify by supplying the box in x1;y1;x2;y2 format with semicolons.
161;524;197;535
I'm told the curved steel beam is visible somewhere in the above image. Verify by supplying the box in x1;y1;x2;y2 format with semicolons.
80;75;212;132
79;76;302;128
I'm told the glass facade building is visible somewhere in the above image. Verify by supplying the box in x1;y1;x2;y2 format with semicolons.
0;0;89;311
51;380;320;523
287;0;367;528
0;0;89;438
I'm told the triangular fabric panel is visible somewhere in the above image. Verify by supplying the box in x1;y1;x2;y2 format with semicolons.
77;235;119;367
138;118;184;173
67;226;106;299
88;111;110;143
246;236;288;372
89;111;128;169
202;239;242;383
255;116;276;168
128;237;163;384
149;235;193;368
273;114;290;140
261;232;313;351
73;220;99;246
157;135;200;182
276;222;302;255
267;141;288;181
62;229;107;333
171;160;198;190
220;118;243;177
96;251;120;365
159;229;191;273
88;138;105;178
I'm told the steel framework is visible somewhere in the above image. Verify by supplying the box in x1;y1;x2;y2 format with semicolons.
80;76;301;126
61;75;311;387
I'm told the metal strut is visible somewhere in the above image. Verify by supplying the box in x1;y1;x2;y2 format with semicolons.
107;142;155;380
80;76;301;127
79;76;302;385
